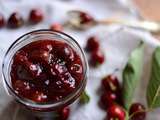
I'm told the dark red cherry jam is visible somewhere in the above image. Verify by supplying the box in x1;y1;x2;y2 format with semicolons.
11;40;83;103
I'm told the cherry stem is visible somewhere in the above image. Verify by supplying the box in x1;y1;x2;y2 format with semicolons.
128;108;153;120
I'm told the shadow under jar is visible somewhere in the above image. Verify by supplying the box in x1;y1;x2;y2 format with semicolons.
2;30;88;119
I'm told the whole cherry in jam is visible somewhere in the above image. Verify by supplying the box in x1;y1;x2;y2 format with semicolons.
50;23;63;31
7;12;24;28
86;36;100;52
107;104;126;120
90;50;105;67
11;40;83;103
29;9;43;24
58;107;70;120
0;13;5;28
53;41;75;62
102;75;120;93
100;91;119;109
129;103;146;120
29;49;51;64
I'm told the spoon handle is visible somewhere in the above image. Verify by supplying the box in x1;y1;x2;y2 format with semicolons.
98;18;160;34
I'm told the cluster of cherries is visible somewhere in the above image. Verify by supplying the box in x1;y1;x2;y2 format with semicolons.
0;8;63;31
99;74;146;120
85;36;105;67
0;8;44;28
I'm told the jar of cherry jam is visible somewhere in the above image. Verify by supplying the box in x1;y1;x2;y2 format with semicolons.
2;30;88;119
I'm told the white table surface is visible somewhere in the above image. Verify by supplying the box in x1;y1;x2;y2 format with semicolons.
0;0;160;120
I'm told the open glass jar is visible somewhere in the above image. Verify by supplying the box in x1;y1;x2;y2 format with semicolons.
2;30;88;118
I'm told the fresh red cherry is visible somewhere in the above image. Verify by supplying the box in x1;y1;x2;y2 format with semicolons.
50;23;63;31
90;50;105;67
102;75;120;93
29;9;43;24
86;36;100;52
79;12;94;24
129;103;146;120
107;104;126;120
0;13;5;28
7;12;24;28
58;107;70;120
100;92;119;109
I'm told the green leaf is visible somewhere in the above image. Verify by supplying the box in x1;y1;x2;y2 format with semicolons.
147;47;160;109
79;91;90;104
122;42;144;110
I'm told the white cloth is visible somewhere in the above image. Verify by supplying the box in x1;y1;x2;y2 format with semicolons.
0;0;160;120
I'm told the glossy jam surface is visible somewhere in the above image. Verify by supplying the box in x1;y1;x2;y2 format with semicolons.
11;40;83;103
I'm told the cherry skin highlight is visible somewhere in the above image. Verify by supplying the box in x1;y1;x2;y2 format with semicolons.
107;104;126;120
102;75;120;93
100;91;120;109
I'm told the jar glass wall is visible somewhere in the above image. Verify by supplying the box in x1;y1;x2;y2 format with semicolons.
2;30;88;113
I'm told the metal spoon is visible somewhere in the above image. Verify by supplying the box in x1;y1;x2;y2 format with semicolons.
99;18;160;34
67;10;160;34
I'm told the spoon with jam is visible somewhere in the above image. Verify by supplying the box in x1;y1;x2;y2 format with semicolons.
66;10;160;35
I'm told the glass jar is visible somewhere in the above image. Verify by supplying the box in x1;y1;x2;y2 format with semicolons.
2;30;88;119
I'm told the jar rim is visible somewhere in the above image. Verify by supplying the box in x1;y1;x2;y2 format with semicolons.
2;29;88;110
